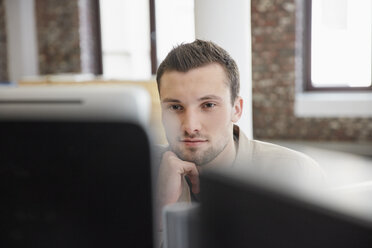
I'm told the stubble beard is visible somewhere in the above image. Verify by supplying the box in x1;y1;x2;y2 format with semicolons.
172;139;229;166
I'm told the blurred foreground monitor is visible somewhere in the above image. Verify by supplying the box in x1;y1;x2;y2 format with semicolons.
200;168;372;248
0;85;150;125
0;86;154;248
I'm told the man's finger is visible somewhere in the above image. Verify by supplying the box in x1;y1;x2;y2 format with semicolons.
182;162;200;194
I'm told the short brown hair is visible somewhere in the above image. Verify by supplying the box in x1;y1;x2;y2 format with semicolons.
156;39;240;105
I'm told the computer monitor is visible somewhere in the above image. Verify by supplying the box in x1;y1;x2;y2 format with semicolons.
200;169;372;248
0;85;150;125
0;86;154;248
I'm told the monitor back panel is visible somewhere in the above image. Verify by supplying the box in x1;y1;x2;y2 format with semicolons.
200;171;372;248
0;121;153;248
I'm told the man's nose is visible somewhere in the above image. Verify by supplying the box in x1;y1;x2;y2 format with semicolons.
182;109;201;134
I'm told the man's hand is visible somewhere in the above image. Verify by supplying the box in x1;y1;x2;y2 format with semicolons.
156;151;200;207
156;151;200;232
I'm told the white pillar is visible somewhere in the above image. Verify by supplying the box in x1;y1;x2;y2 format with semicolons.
194;0;253;139
5;0;39;83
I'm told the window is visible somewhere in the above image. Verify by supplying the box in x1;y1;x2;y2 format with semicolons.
99;0;194;79
304;0;372;91
155;0;195;65
294;0;372;117
100;0;151;79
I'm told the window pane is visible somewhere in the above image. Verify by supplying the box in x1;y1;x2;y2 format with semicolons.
100;0;151;79
311;0;372;87
155;0;195;64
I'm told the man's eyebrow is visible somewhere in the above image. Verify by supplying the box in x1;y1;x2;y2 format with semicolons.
161;98;181;103
198;95;223;101
161;95;222;103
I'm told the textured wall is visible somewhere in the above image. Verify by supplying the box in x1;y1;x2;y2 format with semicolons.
0;0;8;81
35;0;81;74
251;0;372;141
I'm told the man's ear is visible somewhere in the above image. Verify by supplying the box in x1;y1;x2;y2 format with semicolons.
231;96;243;123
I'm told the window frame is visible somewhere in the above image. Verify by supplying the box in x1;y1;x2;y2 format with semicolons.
303;0;372;92
149;0;158;75
92;0;103;75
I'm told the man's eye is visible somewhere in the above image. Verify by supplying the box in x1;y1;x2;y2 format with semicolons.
203;103;216;109
169;105;183;111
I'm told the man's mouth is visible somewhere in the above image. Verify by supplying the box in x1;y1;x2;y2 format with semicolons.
181;139;208;147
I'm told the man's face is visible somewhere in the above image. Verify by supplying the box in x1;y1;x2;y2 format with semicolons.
159;63;241;166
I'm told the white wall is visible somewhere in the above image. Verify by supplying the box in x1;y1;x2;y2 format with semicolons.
194;0;253;139
5;0;39;83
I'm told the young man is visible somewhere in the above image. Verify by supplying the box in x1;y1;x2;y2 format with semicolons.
155;40;324;214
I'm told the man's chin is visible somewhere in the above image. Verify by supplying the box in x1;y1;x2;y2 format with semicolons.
178;152;200;163
174;149;216;167
174;149;203;165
